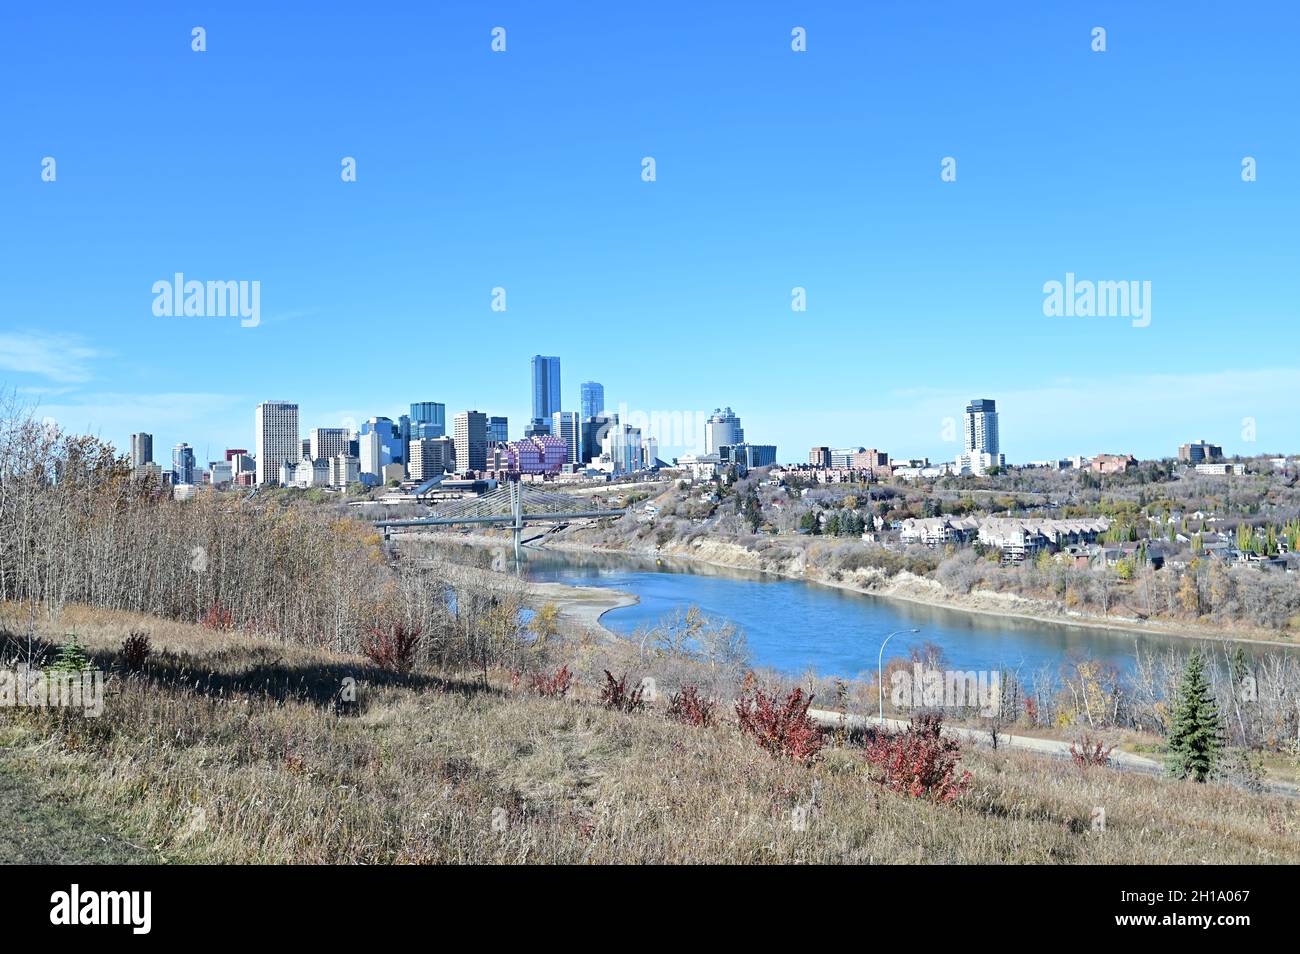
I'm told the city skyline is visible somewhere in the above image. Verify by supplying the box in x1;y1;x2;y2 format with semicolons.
4;5;1299;464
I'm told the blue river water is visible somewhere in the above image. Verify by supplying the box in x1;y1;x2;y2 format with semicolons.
515;549;1262;680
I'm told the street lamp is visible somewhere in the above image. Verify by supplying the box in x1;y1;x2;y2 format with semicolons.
878;628;919;724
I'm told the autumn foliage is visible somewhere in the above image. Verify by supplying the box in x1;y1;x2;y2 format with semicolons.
527;665;573;699
863;712;971;803
600;670;645;712
1069;733;1116;769
667;685;716;727
360;622;422;673
735;686;824;764
201;602;233;630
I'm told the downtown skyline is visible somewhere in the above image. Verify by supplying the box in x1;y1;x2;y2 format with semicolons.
3;3;1299;464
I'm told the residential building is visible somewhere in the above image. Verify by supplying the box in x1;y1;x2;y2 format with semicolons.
705;407;743;454
172;443;196;485
130;432;153;469
409;436;456;480
551;411;580;464
1179;440;1223;464
531;355;561;434
255;401;300;485
454;410;489;473
580;381;605;420
963;398;1000;460
957;451;1004;475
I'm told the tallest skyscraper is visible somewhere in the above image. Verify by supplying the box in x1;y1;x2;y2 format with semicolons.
531;355;561;435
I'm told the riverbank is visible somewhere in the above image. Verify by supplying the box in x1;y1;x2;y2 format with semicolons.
414;528;1297;652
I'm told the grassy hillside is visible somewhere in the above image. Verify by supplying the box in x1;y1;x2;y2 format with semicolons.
1;606;1297;864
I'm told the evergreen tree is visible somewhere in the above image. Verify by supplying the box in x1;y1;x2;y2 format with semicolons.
49;633;91;674
1165;649;1223;783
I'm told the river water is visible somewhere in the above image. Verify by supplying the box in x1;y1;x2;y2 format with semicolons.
514;548;1270;680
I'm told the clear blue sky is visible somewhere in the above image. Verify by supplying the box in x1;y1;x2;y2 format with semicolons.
2;2;1298;465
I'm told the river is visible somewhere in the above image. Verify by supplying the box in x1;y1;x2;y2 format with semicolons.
511;547;1269;680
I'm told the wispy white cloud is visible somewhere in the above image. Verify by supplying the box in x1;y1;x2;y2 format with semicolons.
0;332;102;383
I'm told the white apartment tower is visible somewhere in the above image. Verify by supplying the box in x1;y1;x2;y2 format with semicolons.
963;399;999;458
255;401;300;486
551;410;580;464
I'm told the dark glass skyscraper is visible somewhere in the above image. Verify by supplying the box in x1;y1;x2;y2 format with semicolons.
409;402;446;437
531;355;561;434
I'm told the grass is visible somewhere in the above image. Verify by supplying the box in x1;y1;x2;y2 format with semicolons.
1;605;1298;864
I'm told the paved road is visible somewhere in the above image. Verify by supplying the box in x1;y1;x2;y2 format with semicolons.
808;708;1300;798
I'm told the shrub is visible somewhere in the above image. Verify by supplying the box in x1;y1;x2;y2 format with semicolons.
735;686;823;764
667;685;716;727
201;602;234;631
527;665;572;699
1069;733;1116;769
600;670;645;712
120;631;152;670
863;712;970;803
360;623;422;673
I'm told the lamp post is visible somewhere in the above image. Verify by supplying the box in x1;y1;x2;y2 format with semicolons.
878;628;919;724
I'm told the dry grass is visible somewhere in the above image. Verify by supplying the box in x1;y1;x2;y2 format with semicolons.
1;605;1297;864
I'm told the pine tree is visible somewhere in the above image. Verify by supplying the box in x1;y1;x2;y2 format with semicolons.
1166;649;1223;782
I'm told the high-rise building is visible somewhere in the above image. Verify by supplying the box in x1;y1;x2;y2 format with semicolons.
358;430;383;484
172;443;196;485
453;410;489;473
487;416;509;444
551;411;580;464
580;382;605;420
581;414;614;464
409;402;446;438
255;401;300;485
209;460;233;485
409;437;456;480
808;446;831;468
705;407;744;454
224;448;248;462
959;399;1003;475
531;355;561;434
310;427;349;461
130;433;153;469
603;423;644;474
489;435;567;475
361;417;402;476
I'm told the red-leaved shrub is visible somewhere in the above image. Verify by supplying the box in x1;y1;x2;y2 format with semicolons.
667;685;716;727
360;623;422;673
863;712;970;803
735;686;823;764
600;670;645;712
120;631;151;670
1069;733;1116;769
201;602;233;630
528;665;572;699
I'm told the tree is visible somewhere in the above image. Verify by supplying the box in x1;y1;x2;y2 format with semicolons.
1166;649;1223;783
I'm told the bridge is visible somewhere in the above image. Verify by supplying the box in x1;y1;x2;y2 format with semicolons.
374;480;627;557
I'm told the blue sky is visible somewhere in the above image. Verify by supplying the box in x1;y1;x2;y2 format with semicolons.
2;1;1298;465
